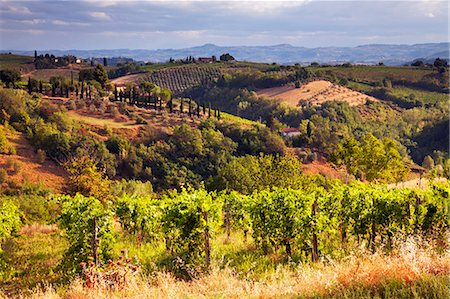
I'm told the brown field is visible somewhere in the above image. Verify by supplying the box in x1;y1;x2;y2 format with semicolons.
110;73;149;86
0;128;67;193
257;80;378;107
24;68;80;81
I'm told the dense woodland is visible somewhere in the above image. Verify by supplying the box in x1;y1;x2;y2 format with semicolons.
0;54;449;298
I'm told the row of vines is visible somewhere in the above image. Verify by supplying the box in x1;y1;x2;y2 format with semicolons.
142;66;222;95
47;181;450;278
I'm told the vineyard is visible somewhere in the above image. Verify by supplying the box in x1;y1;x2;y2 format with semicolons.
141;66;223;95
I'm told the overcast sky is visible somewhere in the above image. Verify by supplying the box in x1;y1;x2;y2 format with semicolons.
0;0;448;50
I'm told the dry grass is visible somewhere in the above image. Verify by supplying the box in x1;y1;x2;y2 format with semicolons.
19;224;59;236
21;238;450;299
257;80;378;107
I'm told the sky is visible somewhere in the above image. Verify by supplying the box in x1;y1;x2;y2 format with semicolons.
0;0;448;50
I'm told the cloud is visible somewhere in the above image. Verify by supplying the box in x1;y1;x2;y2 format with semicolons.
89;11;112;21
0;0;447;50
1;2;32;14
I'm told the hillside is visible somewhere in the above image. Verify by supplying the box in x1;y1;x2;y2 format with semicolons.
4;42;449;65
257;80;377;107
0;127;67;193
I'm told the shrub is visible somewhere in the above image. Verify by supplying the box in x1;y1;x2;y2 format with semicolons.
0;168;7;184
0;127;15;155
135;116;147;125
36;149;46;163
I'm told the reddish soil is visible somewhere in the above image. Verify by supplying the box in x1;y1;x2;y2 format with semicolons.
0;129;67;193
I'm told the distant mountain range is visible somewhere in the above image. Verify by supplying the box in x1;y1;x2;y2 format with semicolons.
3;43;449;66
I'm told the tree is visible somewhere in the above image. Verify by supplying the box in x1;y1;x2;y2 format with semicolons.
411;60;424;67
219;53;235;62
64;155;111;201
103;57;108;67
332;134;408;183
433;58;448;68
0;69;21;88
422;155;435;170
93;64;108;88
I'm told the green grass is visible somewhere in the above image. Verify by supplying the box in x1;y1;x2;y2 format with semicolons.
0;230;67;297
347;81;374;93
0;54;34;70
307;65;437;83
390;86;449;104
221;112;262;126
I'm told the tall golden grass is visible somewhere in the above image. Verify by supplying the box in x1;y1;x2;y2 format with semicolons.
16;237;450;299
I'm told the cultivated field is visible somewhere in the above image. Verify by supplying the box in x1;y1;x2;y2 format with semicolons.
257;80;377;107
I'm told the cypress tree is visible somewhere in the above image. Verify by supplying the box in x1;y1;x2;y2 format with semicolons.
196;102;200;117
208;103;211;118
70;71;74;85
27;77;32;94
307;121;313;137
81;81;84;99
34;50;37;61
180;99;184;114
103;57;107;67
169;99;173;113
75;85;79;97
65;86;69;98
218;109;221;120
39;80;43;94
202;103;206;115
188;99;192;116
114;85;118;101
60;83;63;96
159;97;162;111
52;84;55;97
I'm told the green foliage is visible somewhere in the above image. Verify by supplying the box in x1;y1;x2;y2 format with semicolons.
249;188;314;256
57;194;114;275
332;134;408;182
93;64;109;88
0;69;21;88
219;191;251;237
0;200;21;252
161;188;222;273
217;154;304;194
64;155;111;201
115;195;161;242
110;179;153;198
0;126;15;155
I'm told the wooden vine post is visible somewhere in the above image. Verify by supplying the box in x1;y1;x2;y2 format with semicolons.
203;211;211;269
92;217;99;266
312;199;319;262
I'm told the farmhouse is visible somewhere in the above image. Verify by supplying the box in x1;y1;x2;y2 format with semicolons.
198;57;214;63
281;127;301;138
